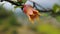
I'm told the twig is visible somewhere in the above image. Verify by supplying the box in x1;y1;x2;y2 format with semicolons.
29;0;53;12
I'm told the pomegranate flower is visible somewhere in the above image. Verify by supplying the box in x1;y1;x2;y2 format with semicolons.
23;5;40;24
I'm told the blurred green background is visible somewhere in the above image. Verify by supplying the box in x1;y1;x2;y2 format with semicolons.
0;0;60;34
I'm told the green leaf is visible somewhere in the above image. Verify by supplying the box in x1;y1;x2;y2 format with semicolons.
53;4;60;13
22;0;27;3
14;6;22;10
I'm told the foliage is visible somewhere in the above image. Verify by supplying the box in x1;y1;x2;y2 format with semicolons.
52;4;60;22
22;0;27;3
14;0;27;9
53;4;60;13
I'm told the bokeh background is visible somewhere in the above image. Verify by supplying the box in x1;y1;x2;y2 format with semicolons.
0;0;60;34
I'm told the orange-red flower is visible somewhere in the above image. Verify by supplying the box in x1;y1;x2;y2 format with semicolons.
23;5;40;24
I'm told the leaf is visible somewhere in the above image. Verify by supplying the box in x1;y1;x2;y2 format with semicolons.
14;6;22;10
53;4;60;13
22;0;27;3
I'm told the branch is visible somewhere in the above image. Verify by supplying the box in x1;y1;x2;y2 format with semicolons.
29;0;53;12
0;0;53;12
1;0;23;6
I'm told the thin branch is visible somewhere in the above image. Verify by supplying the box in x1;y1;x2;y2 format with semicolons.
0;0;53;12
1;0;23;6
29;0;53;12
